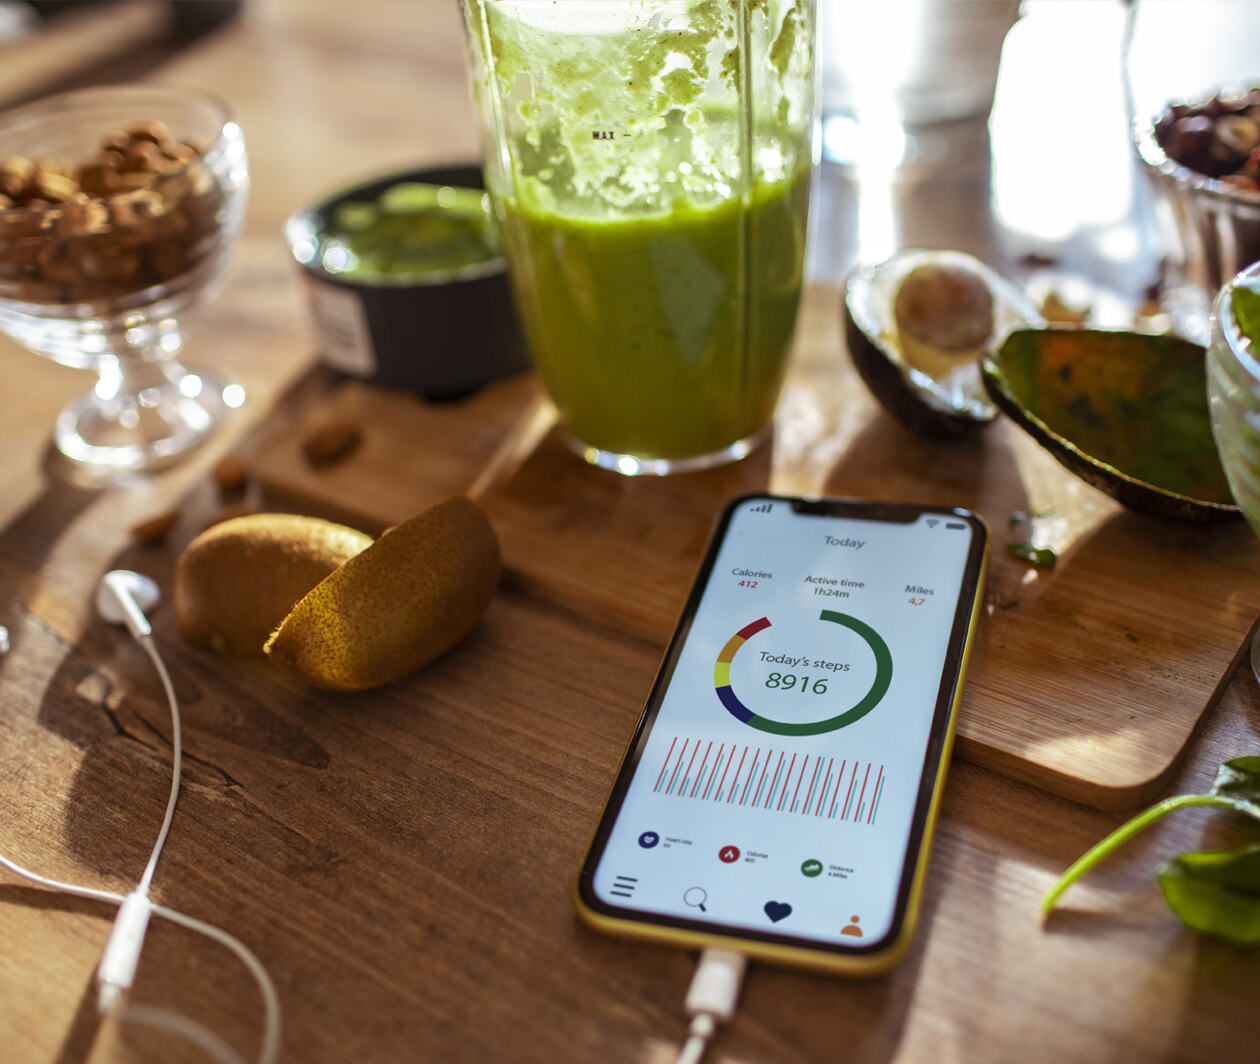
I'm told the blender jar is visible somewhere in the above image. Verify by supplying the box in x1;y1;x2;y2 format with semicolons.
461;0;815;474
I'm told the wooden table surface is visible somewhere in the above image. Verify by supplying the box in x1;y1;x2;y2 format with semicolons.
2;3;1260;1063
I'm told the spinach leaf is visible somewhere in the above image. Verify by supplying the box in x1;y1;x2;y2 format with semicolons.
1006;541;1057;569
1157;844;1260;946
1041;757;1260;937
1233;285;1260;351
1006;509;1057;569
1205;756;1260;817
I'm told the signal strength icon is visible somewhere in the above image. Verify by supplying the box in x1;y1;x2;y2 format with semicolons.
926;518;939;528
750;503;773;514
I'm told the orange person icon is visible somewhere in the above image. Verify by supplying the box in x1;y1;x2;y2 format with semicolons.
841;915;863;938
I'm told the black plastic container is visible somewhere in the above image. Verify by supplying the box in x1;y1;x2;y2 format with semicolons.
285;163;529;399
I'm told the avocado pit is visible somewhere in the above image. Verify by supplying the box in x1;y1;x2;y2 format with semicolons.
844;249;1041;438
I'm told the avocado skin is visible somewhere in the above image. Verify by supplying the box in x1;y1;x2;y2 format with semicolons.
843;297;994;441
982;329;1241;524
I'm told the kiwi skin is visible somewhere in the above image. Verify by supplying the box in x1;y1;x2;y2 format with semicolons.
264;496;501;691
176;513;373;655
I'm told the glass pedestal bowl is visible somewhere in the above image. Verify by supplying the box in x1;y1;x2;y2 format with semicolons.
0;85;248;480
1132;86;1260;346
1206;259;1260;678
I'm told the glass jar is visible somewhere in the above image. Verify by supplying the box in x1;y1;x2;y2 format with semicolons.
461;0;816;474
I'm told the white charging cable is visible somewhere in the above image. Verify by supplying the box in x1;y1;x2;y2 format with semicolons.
0;571;281;1064
673;947;747;1064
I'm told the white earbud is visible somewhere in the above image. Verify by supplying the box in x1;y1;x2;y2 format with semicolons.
92;569;164;1011
4;568;281;1061
95;570;161;640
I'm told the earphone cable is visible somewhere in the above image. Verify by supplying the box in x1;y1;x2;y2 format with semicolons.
135;632;182;897
0;849;281;1064
153;902;282;1064
0;607;281;1064
111;1003;247;1064
0;852;123;905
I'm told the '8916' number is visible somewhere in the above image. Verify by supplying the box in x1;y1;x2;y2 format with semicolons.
765;672;828;695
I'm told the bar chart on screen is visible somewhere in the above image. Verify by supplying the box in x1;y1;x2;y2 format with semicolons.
650;735;887;826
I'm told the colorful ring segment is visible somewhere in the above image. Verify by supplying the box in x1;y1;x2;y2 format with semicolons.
713;612;893;736
714;617;770;724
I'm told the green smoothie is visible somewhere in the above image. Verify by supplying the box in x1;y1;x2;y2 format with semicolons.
323;183;499;281
499;169;809;462
463;0;814;464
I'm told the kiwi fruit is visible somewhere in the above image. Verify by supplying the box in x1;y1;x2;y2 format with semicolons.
264;496;500;691
176;513;372;654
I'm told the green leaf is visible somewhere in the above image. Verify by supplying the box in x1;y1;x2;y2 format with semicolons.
1043;757;1260;936
1233;284;1260;350
1006;541;1057;569
1207;757;1260;818
1040;793;1224;913
1157;843;1260;946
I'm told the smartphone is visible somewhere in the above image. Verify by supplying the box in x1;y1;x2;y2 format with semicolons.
576;494;988;975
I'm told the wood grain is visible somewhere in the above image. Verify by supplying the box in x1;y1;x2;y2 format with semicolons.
5;492;1260;1064
4;3;1260;1064
0;2;172;109
248;373;550;533
255;285;1260;810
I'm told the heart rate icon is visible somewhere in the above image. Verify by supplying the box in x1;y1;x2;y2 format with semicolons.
764;900;792;923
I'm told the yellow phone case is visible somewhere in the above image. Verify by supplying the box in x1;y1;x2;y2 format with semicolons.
576;499;989;976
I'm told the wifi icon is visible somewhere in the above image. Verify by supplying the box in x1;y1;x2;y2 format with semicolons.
926;518;939;528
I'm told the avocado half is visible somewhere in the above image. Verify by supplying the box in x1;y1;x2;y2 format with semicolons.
982;328;1240;523
843;249;1042;439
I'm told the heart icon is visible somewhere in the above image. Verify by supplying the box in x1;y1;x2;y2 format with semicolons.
764;900;792;923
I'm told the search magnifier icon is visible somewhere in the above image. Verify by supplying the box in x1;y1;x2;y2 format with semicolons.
683;886;708;913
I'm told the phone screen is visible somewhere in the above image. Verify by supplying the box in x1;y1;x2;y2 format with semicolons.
579;495;987;959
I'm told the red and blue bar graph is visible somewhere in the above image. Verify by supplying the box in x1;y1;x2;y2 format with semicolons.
651;735;886;825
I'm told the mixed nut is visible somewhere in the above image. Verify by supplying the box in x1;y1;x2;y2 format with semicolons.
1155;87;1260;190
0;119;225;306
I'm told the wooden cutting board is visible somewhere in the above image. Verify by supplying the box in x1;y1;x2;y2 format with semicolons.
250;285;1260;810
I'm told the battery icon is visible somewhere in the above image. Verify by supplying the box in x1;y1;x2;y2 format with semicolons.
946;522;965;530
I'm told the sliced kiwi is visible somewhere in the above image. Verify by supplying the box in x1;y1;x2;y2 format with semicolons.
176;514;373;654
265;496;501;690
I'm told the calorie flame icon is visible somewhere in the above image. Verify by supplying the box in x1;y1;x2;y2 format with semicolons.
719;845;741;864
